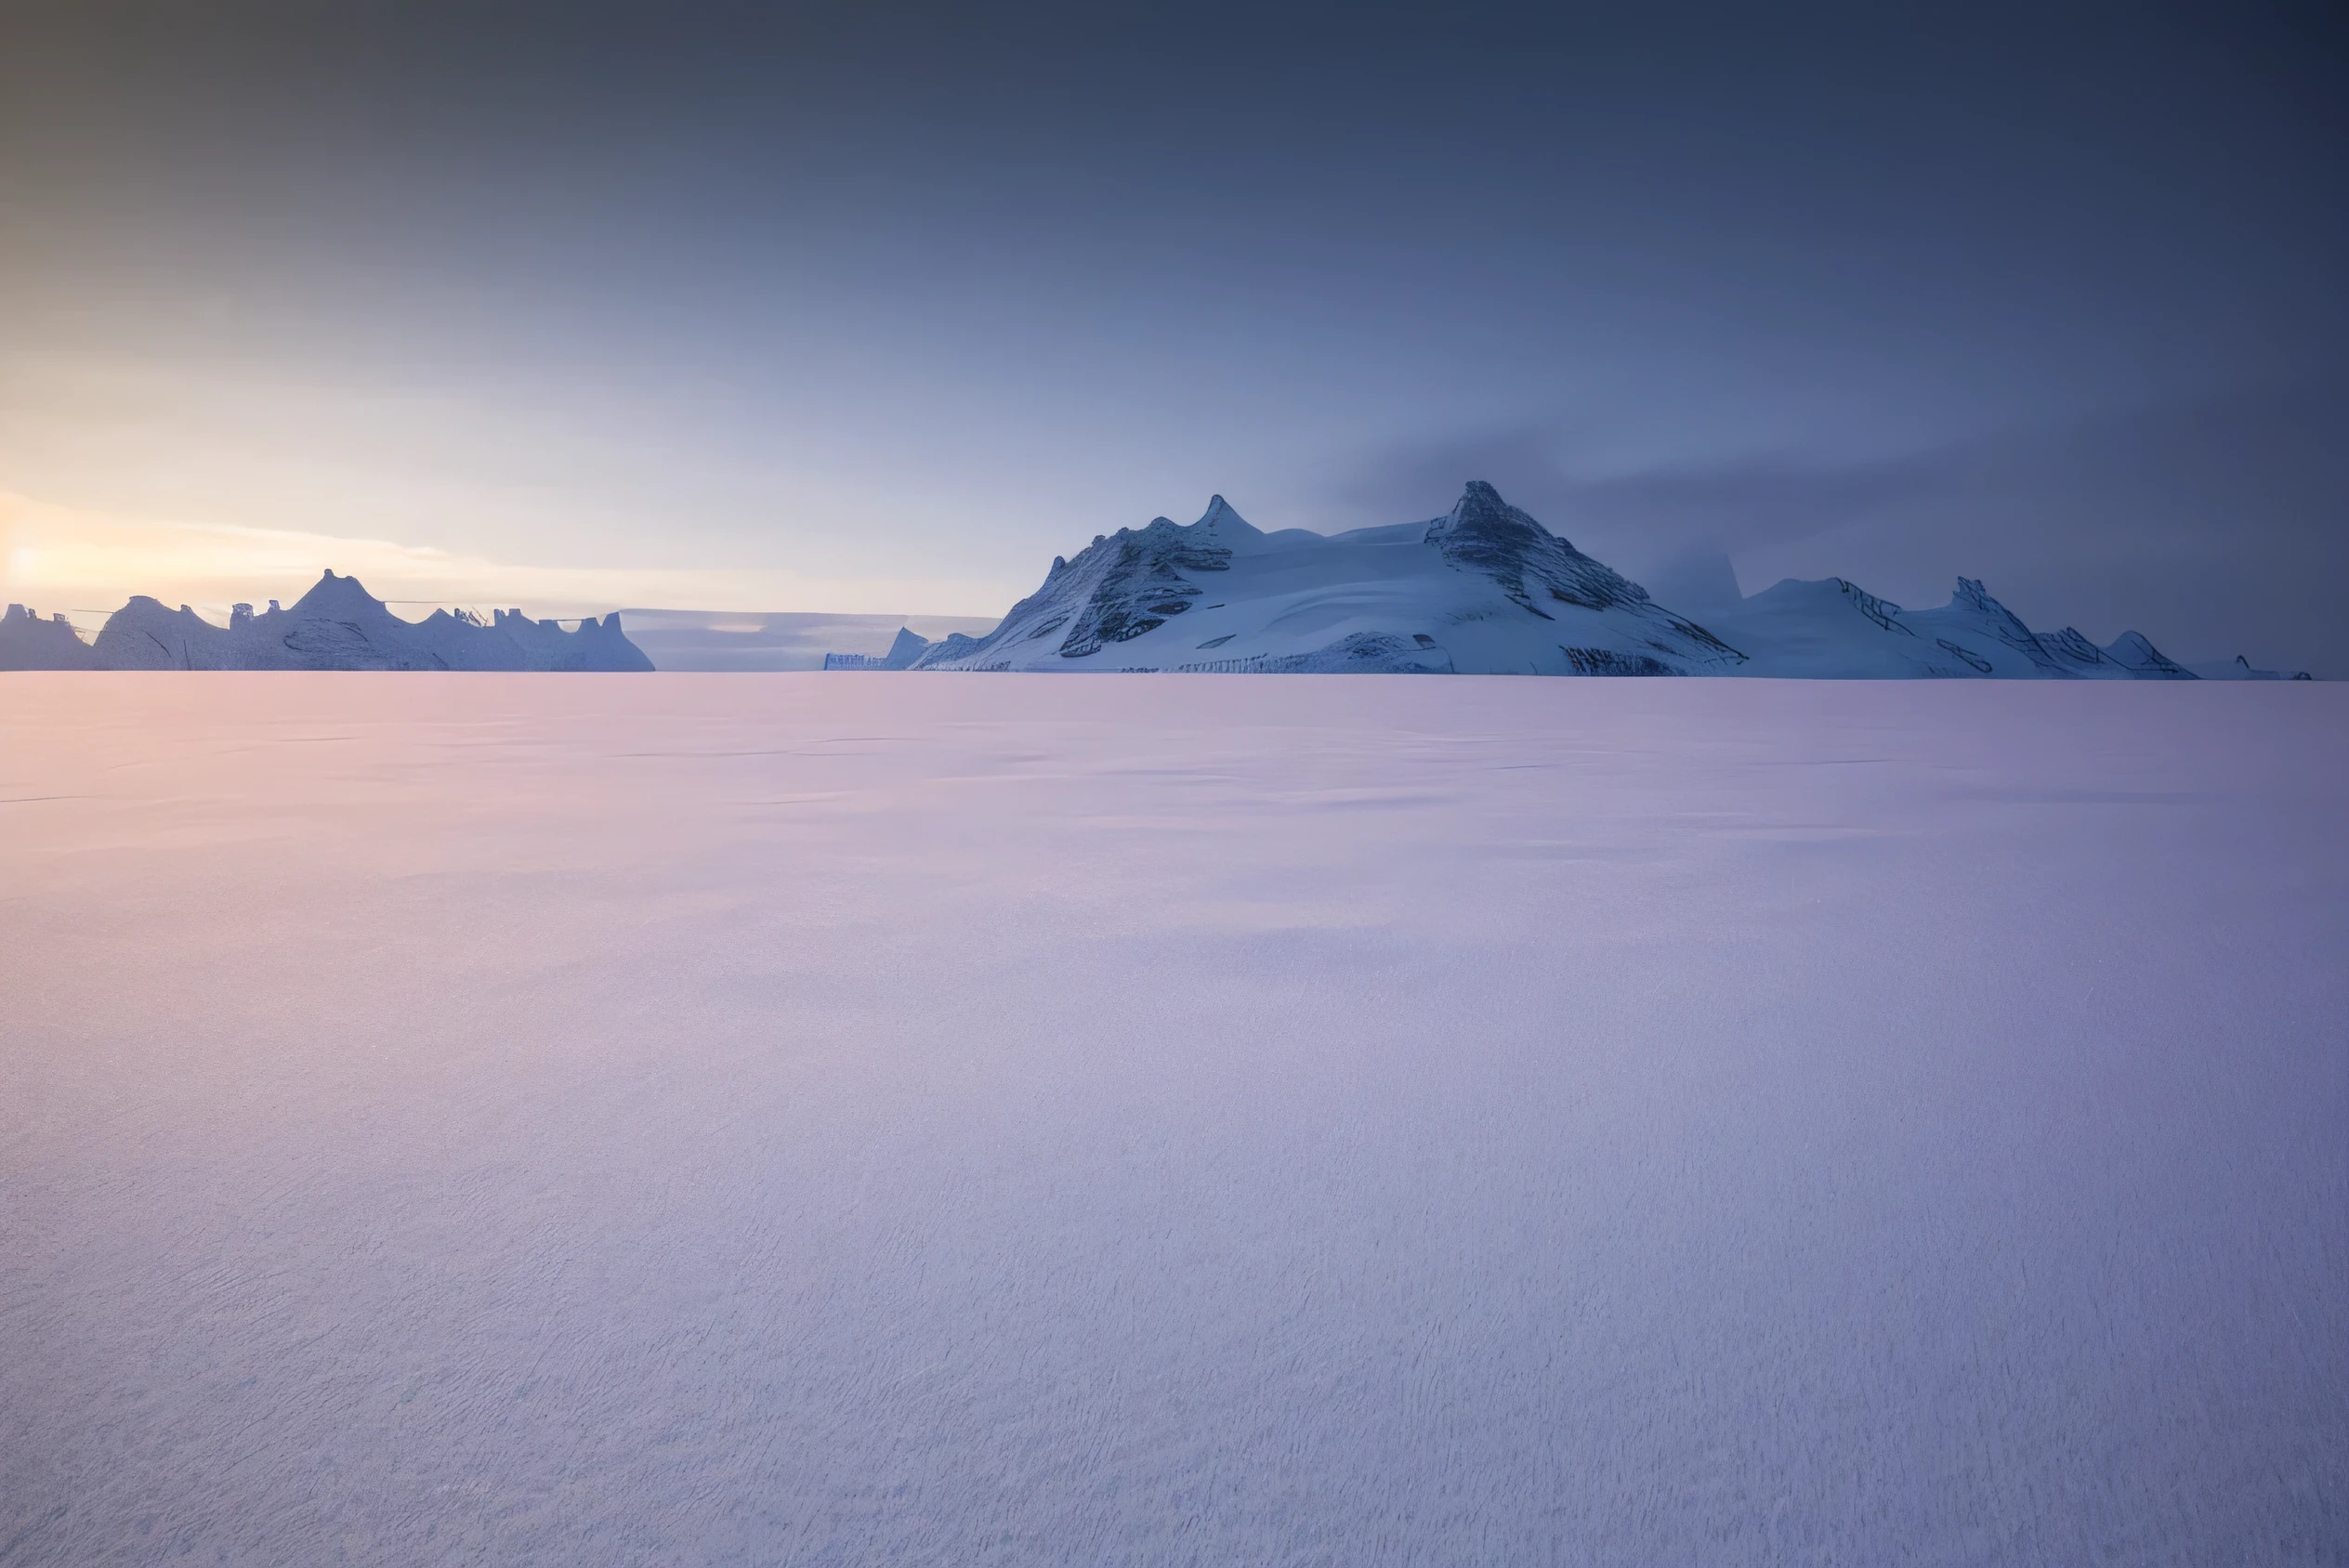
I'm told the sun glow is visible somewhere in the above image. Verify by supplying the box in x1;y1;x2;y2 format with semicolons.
0;491;1018;620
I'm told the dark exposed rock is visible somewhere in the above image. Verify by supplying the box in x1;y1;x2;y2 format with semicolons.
1950;578;2066;674
2103;632;2195;679
913;507;1235;668
1426;480;1645;614
1834;580;1912;634
1936;638;1994;673
1561;647;1680;676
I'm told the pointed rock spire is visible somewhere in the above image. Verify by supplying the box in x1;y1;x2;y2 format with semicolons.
1192;495;1256;534
293;568;389;617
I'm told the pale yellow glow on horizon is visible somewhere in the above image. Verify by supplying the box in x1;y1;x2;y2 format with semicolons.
0;491;1022;622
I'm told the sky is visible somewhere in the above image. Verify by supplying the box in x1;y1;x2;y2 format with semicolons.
2;0;2343;669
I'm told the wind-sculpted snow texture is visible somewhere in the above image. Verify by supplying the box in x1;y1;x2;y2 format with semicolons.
891;481;2297;678
3;674;2343;1567
75;570;654;672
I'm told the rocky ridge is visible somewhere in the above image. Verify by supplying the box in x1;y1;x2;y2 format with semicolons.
25;570;658;672
845;481;2302;679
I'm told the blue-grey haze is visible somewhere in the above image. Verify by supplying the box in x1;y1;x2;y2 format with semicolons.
2;1;2342;668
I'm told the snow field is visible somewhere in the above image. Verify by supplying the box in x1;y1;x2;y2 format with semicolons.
1;674;2342;1565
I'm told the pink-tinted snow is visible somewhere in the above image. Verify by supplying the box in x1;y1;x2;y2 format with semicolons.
3;674;2343;1564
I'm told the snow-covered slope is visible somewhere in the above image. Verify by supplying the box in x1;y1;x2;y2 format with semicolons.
890;481;2266;679
0;603;98;670
909;483;1745;676
85;570;655;672
1698;575;2210;680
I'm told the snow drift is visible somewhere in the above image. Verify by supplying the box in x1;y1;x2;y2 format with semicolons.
2;673;2342;1565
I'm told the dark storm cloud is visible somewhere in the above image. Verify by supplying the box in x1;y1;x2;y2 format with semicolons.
1344;379;2349;670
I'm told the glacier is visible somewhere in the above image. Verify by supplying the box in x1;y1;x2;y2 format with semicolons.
2;673;2342;1566
872;481;2314;679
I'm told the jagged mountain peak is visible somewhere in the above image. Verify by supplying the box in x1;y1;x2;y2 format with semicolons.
1431;481;1584;554
74;569;652;671
907;480;1741;675
0;601;98;669
1424;480;1658;618
1193;495;1258;535
2104;631;2195;678
292;568;389;617
1946;577;2068;673
1428;479;1525;543
846;481;2284;682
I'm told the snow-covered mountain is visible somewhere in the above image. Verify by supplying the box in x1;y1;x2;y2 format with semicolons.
909;482;1747;676
1694;575;2198;680
2186;655;2318;682
0;603;98;670
881;482;2311;680
76;570;654;672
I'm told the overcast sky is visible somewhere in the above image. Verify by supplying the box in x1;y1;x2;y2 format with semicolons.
3;1;2342;668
